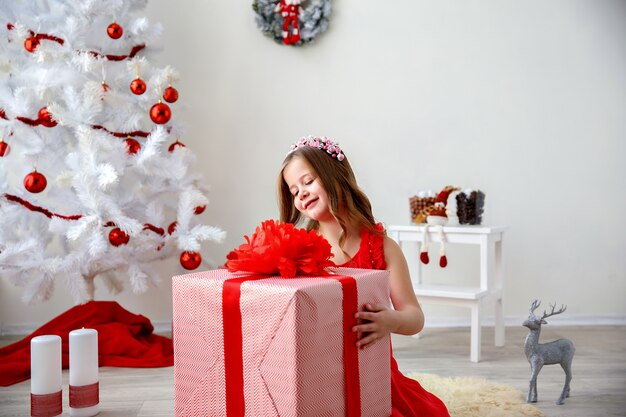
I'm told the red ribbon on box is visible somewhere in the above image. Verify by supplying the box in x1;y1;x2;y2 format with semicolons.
222;274;361;417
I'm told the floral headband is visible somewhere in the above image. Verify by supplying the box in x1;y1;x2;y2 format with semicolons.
288;135;345;161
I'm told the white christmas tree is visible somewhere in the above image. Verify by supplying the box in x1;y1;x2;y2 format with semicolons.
0;0;225;304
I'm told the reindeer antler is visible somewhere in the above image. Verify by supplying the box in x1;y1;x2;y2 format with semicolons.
541;302;567;320
529;299;541;316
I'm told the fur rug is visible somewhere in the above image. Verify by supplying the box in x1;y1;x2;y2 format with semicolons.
409;373;545;417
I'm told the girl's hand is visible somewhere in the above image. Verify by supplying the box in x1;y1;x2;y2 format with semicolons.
353;303;397;349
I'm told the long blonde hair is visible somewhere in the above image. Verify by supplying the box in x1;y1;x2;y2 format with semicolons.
277;146;383;257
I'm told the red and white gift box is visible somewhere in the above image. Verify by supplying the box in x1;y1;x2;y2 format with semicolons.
172;267;391;417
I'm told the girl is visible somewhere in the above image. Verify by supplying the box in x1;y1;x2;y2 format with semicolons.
278;136;450;417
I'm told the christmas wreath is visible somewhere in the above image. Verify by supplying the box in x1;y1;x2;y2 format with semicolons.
252;0;332;46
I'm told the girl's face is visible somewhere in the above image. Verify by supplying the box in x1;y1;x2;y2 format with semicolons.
283;157;333;222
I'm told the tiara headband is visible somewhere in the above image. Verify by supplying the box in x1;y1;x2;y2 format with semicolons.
287;135;345;161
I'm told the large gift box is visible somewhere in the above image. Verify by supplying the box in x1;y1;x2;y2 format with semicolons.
172;267;391;417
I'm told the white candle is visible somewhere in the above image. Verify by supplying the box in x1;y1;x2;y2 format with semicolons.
31;335;62;417
69;328;99;417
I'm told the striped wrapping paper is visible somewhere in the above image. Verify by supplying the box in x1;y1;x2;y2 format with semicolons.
172;267;391;417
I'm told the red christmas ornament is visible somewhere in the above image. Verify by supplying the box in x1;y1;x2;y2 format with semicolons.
0;140;9;157
167;221;177;235
24;171;47;193
124;138;141;154
38;107;57;127
130;78;147;95
168;140;185;153
108;227;130;246
150;101;171;124
163;86;179;103
180;251;202;270
194;205;206;215
24;36;39;52
107;22;123;39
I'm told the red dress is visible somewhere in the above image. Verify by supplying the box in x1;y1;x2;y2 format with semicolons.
340;225;450;417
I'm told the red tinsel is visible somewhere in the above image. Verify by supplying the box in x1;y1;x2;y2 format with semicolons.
225;220;335;278
2;194;168;237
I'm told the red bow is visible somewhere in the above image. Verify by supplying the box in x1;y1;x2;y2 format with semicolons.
226;220;335;277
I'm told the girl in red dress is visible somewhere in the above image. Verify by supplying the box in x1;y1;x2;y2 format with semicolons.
278;136;450;417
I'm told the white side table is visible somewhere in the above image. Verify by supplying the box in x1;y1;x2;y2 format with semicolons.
388;225;507;362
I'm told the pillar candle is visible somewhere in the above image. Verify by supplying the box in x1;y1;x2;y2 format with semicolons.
69;328;99;417
31;335;62;417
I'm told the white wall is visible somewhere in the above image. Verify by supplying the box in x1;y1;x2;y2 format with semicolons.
2;0;625;332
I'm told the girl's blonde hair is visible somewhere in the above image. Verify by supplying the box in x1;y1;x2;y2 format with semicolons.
277;146;384;257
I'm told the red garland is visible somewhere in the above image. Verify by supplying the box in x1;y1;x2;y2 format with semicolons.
3;194;83;220
2;194;167;237
6;23;64;46
142;224;165;236
225;220;335;277
88;44;146;61
7;23;144;62
91;124;150;138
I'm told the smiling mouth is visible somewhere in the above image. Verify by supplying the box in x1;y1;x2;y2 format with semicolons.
304;198;318;209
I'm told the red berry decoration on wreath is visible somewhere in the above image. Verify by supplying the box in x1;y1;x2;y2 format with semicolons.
168;139;185;153
124;137;141;154
38;106;57;127
130;77;147;95
180;251;202;270
108;227;130;246
163;85;179;103
24;170;47;193
150;100;171;124
24;36;39;52
107;22;123;39
0;139;9;157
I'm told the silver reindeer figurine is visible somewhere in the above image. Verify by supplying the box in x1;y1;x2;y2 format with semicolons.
523;300;575;405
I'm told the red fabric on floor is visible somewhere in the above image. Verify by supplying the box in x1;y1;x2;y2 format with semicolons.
0;300;173;386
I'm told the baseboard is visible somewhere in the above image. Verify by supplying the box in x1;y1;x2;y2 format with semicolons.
0;321;174;337
3;315;626;337
424;314;626;328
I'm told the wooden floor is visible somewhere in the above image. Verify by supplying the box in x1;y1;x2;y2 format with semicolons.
1;325;625;417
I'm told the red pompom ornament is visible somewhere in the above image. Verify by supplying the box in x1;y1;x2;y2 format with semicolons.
168;140;185;153
24;36;39;52
38;107;57;128
124;138;141;154
163;86;179;103
194;205;206;215
109;227;130;246
167;221;177;235
0;140;9;157
24;171;47;193
130;78;147;95
107;22;123;39
180;251;202;270
149;101;171;124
